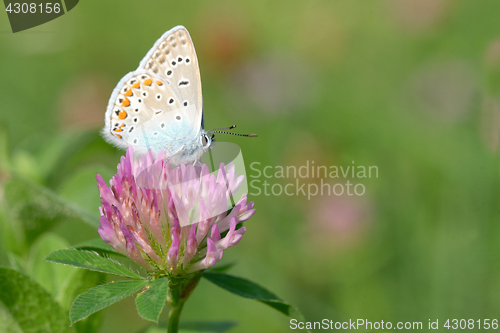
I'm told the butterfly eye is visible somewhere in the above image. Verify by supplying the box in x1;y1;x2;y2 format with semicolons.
201;134;210;147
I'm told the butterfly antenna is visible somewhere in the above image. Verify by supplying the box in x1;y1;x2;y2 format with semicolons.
208;125;237;132
211;131;257;137
208;125;257;137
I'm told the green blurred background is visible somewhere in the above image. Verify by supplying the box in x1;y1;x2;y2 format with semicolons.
2;0;500;332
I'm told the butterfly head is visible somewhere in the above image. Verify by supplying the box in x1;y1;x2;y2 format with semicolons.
200;131;213;150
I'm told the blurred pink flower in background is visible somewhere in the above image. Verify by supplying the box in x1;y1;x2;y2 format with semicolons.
485;39;500;67
480;39;500;152
96;147;255;274
479;98;500;153
282;131;331;183
305;193;373;254
228;53;317;116
388;0;451;34
195;2;252;72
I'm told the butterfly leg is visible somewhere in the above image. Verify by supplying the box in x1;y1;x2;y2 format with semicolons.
165;144;187;164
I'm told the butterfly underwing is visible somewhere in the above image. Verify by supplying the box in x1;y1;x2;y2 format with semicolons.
102;26;212;165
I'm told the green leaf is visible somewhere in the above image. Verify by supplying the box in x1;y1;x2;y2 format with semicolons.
59;269;106;309
0;196;26;254
135;277;169;323
44;131;119;188
70;280;147;324
26;233;75;297
57;165;113;217
0;302;23;333
73;238;123;256
7;252;26;274
0;267;72;333
46;249;144;279
4;176;99;244
37;133;91;183
59;270;106;333
74;309;103;333
12;150;44;183
203;272;305;320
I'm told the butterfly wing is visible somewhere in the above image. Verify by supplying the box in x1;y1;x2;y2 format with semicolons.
139;26;203;131
102;70;200;155
103;26;204;155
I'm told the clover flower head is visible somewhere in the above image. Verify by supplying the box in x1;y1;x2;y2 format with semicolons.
96;147;255;275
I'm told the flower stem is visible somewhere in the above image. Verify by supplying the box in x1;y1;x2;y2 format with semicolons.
166;273;201;333
167;301;184;333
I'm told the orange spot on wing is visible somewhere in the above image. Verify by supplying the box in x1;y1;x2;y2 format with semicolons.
156;80;163;86
122;97;130;107
118;111;127;120
144;78;152;86
114;128;123;132
119;124;125;127
116;134;122;139
132;82;140;89
124;89;133;96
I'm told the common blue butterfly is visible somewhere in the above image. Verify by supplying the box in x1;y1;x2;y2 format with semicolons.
103;26;256;165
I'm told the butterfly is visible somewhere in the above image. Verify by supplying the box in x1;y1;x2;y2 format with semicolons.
102;26;254;165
